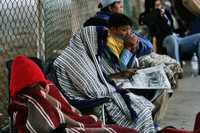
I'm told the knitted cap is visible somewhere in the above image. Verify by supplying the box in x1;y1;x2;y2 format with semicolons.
9;55;48;97
100;0;120;8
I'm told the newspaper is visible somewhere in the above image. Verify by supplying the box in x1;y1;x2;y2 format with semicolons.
114;64;171;90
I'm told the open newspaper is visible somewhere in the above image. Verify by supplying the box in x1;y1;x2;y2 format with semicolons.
114;64;171;90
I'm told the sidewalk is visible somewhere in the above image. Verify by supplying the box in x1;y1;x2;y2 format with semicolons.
160;62;200;130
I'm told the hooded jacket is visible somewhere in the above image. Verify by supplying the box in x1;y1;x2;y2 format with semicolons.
9;55;47;98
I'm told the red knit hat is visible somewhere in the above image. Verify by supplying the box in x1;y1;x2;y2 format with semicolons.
9;55;48;98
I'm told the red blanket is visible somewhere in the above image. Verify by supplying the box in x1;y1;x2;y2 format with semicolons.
8;81;138;133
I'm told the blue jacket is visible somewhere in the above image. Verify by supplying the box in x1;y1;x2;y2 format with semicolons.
134;32;153;57
85;11;153;57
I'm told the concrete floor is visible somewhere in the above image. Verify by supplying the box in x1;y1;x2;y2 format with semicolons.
160;62;200;130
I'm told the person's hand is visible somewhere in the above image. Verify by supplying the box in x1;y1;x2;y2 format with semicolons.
160;8;165;14
124;34;139;52
158;8;165;17
109;68;137;79
126;68;137;74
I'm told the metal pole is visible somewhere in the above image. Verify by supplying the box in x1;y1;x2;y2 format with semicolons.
37;0;45;61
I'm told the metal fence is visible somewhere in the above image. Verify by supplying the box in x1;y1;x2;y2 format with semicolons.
1;0;46;127
0;0;141;128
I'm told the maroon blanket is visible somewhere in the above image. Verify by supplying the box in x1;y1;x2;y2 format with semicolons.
8;81;138;133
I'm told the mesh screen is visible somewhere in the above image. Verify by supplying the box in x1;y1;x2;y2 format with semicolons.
44;0;98;60
0;0;45;127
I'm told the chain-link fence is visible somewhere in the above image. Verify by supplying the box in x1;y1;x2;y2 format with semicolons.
0;0;46;127
0;0;142;128
44;0;99;60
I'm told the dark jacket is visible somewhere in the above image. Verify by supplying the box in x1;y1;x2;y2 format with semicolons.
83;11;111;27
139;9;174;45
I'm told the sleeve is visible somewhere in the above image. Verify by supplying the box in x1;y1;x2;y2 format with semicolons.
134;33;153;57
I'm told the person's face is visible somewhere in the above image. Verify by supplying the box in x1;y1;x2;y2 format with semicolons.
155;0;162;9
110;25;132;39
109;0;123;13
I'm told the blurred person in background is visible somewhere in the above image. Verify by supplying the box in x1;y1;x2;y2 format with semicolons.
139;0;200;70
8;55;139;133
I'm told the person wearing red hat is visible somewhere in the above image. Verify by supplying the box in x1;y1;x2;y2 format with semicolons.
9;55;48;98
8;55;138;133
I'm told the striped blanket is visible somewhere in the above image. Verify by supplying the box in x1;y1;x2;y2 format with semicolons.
8;82;138;133
54;26;156;133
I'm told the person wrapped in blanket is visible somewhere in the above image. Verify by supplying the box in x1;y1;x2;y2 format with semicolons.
54;13;160;133
8;55;139;133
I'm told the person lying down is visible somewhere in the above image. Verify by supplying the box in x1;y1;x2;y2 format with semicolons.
8;55;138;133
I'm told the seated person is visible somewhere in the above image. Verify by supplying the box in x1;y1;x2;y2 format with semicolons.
83;0;123;27
84;0;153;66
8;55;139;133
139;0;200;68
93;13;170;126
84;0;182;88
54;13;170;133
105;13;152;71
